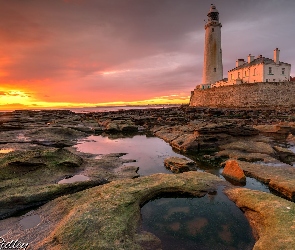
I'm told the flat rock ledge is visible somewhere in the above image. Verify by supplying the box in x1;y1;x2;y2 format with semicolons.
236;160;295;201
164;157;196;173
225;187;295;250
2;172;225;250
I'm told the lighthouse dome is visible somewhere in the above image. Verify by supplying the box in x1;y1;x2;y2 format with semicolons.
209;4;219;13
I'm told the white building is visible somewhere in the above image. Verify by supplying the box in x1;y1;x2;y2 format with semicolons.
197;5;291;90
225;48;291;85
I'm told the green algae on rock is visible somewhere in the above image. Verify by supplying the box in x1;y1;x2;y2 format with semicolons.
11;172;225;249
225;187;295;250
0;148;106;219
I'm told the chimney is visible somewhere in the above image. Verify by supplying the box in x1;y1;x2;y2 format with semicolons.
274;48;280;64
236;59;245;67
248;54;255;63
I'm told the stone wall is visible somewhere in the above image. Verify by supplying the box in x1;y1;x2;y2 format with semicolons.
190;82;295;108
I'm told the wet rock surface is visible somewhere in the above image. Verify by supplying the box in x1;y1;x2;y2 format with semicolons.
222;160;246;183
1;107;295;248
236;160;295;201
0;110;142;219
225;187;295;250
164;157;196;173
1;172;225;250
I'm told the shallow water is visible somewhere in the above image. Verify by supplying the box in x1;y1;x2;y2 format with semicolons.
19;214;41;230
75;135;192;176
75;135;270;191
141;187;255;250
0;229;9;236
58;174;90;184
75;134;266;249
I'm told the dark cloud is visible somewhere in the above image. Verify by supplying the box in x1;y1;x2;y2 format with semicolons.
0;0;294;104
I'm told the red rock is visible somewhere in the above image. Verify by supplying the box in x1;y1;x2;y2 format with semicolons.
222;160;246;183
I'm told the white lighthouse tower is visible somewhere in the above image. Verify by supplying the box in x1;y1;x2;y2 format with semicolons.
202;4;223;86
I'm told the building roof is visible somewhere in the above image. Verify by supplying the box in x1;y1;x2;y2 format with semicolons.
228;57;291;72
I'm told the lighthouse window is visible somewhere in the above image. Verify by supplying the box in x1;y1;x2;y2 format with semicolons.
211;12;218;20
212;28;214;32
214;68;216;72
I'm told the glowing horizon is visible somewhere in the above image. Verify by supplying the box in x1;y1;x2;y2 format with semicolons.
0;86;190;111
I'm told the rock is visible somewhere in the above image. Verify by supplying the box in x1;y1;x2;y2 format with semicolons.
170;133;199;152
135;231;162;250
2;172;225;249
217;149;278;163
164;157;196;173
14;127;88;148
220;140;275;155
154;127;180;143
104;120;138;133
0;148;133;219
225;188;295;250
115;165;140;179
236;161;295;201
287;133;295;142
197;123;259;136
273;146;295;164
253;124;281;133
222;160;246;183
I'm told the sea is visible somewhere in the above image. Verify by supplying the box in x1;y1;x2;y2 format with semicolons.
69;105;180;113
0;105;180;113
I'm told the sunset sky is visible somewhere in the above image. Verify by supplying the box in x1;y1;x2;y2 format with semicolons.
1;0;295;110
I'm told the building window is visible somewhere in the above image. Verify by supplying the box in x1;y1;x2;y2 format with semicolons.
212;28;214;32
254;80;256;82
269;67;272;74
214;68;216;72
244;71;246;76
273;79;275;82
238;72;240;78
282;68;285;74
253;68;256;76
266;79;268;82
231;74;233;80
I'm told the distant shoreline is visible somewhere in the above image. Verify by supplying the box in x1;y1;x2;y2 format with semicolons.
0;104;181;113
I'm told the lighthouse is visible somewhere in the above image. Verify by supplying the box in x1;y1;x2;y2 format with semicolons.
202;4;223;85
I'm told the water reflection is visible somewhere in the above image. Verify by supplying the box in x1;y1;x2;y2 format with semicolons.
197;164;270;193
0;229;9;236
75;135;191;176
58;174;90;184
19;214;41;230
141;187;255;250
0;148;14;153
